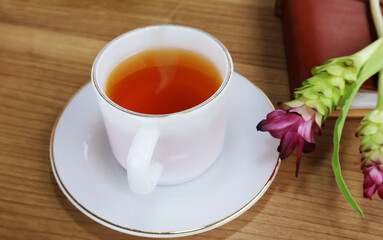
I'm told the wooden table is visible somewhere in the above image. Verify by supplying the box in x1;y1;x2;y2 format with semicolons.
1;1;382;239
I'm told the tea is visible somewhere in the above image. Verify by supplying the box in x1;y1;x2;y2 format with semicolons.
105;48;222;114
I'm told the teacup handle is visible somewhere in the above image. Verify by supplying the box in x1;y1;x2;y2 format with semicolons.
126;128;163;194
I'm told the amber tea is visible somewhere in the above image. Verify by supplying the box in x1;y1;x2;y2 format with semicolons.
105;48;222;115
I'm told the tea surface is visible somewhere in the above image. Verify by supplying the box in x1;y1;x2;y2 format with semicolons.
105;48;222;114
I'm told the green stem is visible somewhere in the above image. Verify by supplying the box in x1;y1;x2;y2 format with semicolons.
377;74;383;110
371;0;383;109
353;38;383;64
370;0;383;37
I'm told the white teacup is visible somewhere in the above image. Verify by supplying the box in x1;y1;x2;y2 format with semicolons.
91;25;233;194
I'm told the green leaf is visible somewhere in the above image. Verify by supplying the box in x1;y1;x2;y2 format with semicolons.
332;84;365;217
332;39;383;216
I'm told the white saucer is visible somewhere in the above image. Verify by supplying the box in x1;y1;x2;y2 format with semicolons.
50;72;280;238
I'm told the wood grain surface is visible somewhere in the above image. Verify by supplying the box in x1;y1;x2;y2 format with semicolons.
0;0;382;239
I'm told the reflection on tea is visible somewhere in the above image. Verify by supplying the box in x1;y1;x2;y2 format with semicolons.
105;48;222;114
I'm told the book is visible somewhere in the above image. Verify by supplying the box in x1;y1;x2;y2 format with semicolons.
276;0;383;115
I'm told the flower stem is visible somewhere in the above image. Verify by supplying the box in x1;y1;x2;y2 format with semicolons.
377;74;383;110
353;38;383;65
370;0;383;109
371;0;383;36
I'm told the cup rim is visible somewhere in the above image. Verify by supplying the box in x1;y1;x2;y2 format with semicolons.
91;24;233;118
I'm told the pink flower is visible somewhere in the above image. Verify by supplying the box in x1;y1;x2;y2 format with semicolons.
363;160;383;199
257;107;319;176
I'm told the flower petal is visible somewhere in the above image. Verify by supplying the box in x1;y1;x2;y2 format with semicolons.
257;111;301;132
278;131;300;160
302;141;316;153
297;117;316;143
363;169;375;189
257;110;302;139
377;184;383;199
364;184;376;199
368;167;383;185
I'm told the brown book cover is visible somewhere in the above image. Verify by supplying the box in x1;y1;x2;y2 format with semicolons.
277;0;382;99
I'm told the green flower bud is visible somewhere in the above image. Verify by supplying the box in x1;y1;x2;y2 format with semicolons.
311;56;362;82
356;109;383;167
287;54;366;127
